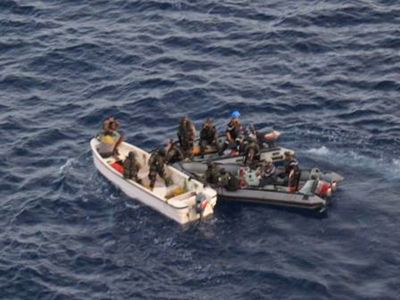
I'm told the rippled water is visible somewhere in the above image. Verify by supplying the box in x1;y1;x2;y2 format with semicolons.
1;0;400;299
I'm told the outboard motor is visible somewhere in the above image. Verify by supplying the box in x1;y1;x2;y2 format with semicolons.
195;193;208;214
314;180;332;198
300;177;332;198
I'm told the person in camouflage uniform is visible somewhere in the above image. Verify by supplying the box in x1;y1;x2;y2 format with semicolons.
199;118;220;158
148;149;171;190
123;151;142;184
243;135;261;167
204;162;220;185
177;116;196;158
164;139;184;164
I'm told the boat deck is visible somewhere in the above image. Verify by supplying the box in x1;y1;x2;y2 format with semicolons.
102;145;195;204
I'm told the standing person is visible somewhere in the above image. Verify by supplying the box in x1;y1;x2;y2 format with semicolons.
164;139;184;164
177;116;196;158
283;151;301;192
123;151;142;184
219;111;243;155
199;118;220;158
148;149;172;190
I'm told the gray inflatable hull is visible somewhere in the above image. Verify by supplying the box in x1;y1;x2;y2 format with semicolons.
174;161;344;212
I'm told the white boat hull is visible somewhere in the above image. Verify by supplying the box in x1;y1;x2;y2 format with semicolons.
91;138;217;224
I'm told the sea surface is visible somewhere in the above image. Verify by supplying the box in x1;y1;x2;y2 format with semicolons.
1;0;400;299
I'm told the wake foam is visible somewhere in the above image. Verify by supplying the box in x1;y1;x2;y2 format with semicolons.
305;146;400;180
305;146;331;156
59;158;76;174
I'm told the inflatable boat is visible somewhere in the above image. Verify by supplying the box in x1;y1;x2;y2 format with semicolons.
90;138;218;224
175;162;344;212
191;131;294;165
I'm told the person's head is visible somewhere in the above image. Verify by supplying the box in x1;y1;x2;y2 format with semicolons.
265;158;273;166
104;116;118;131
220;168;226;175
284;151;294;160
128;151;136;159
204;118;213;128
109;120;118;131
158;148;166;157
231;111;240;120
180;116;189;125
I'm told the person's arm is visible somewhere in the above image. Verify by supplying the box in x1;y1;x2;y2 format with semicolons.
226;128;233;142
289;169;294;180
190;123;196;141
213;127;218;141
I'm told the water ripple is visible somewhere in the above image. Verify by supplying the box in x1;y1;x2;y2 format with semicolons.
1;0;400;299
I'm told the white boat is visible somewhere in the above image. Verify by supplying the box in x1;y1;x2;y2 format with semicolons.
90;138;218;224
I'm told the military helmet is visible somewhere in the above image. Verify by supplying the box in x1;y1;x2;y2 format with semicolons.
158;148;166;156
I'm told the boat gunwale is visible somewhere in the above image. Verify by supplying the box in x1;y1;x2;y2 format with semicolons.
90;138;210;210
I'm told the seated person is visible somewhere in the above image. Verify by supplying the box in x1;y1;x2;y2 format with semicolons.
219;111;244;155
148;149;172;190
98;116;124;157
257;159;277;187
218;168;240;191
97;129;121;158
164;139;184;164
123;151;142;184
199;118;220;158
205;162;220;185
283;151;301;192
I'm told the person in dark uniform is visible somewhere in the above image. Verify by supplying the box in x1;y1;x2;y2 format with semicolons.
148;149;171;190
123;151;142;184
204;162;220;185
199;118;220;158
164;139;184;164
283;151;301;192
219;111;243;155
218;168;240;191
177;116;196;158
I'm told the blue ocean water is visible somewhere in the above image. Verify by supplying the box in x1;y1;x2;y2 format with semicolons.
1;0;400;299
